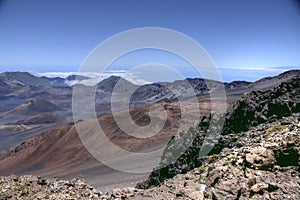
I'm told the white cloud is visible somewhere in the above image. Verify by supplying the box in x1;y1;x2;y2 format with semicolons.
35;70;151;86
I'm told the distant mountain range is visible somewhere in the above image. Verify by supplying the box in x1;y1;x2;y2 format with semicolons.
0;70;299;124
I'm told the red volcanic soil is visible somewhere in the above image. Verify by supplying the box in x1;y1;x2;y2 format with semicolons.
1;99;62;119
16;113;66;125
0;96;227;189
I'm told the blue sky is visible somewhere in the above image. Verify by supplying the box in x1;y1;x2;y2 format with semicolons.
0;0;300;81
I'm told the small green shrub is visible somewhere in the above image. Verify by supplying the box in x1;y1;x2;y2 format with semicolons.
228;155;237;161
231;133;237;141
266;125;286;134
209;154;218;163
13;184;30;195
198;165;205;173
13;185;21;191
148;185;156;189
196;175;205;184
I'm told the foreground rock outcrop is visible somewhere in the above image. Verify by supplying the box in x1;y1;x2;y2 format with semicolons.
0;175;101;200
128;115;300;199
223;77;300;133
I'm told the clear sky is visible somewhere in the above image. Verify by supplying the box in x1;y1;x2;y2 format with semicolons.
0;0;300;81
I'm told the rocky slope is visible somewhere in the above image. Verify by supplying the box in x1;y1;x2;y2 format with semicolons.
0;175;101;200
223;77;300;134
137;77;300;192
129;115;300;199
0;115;299;199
